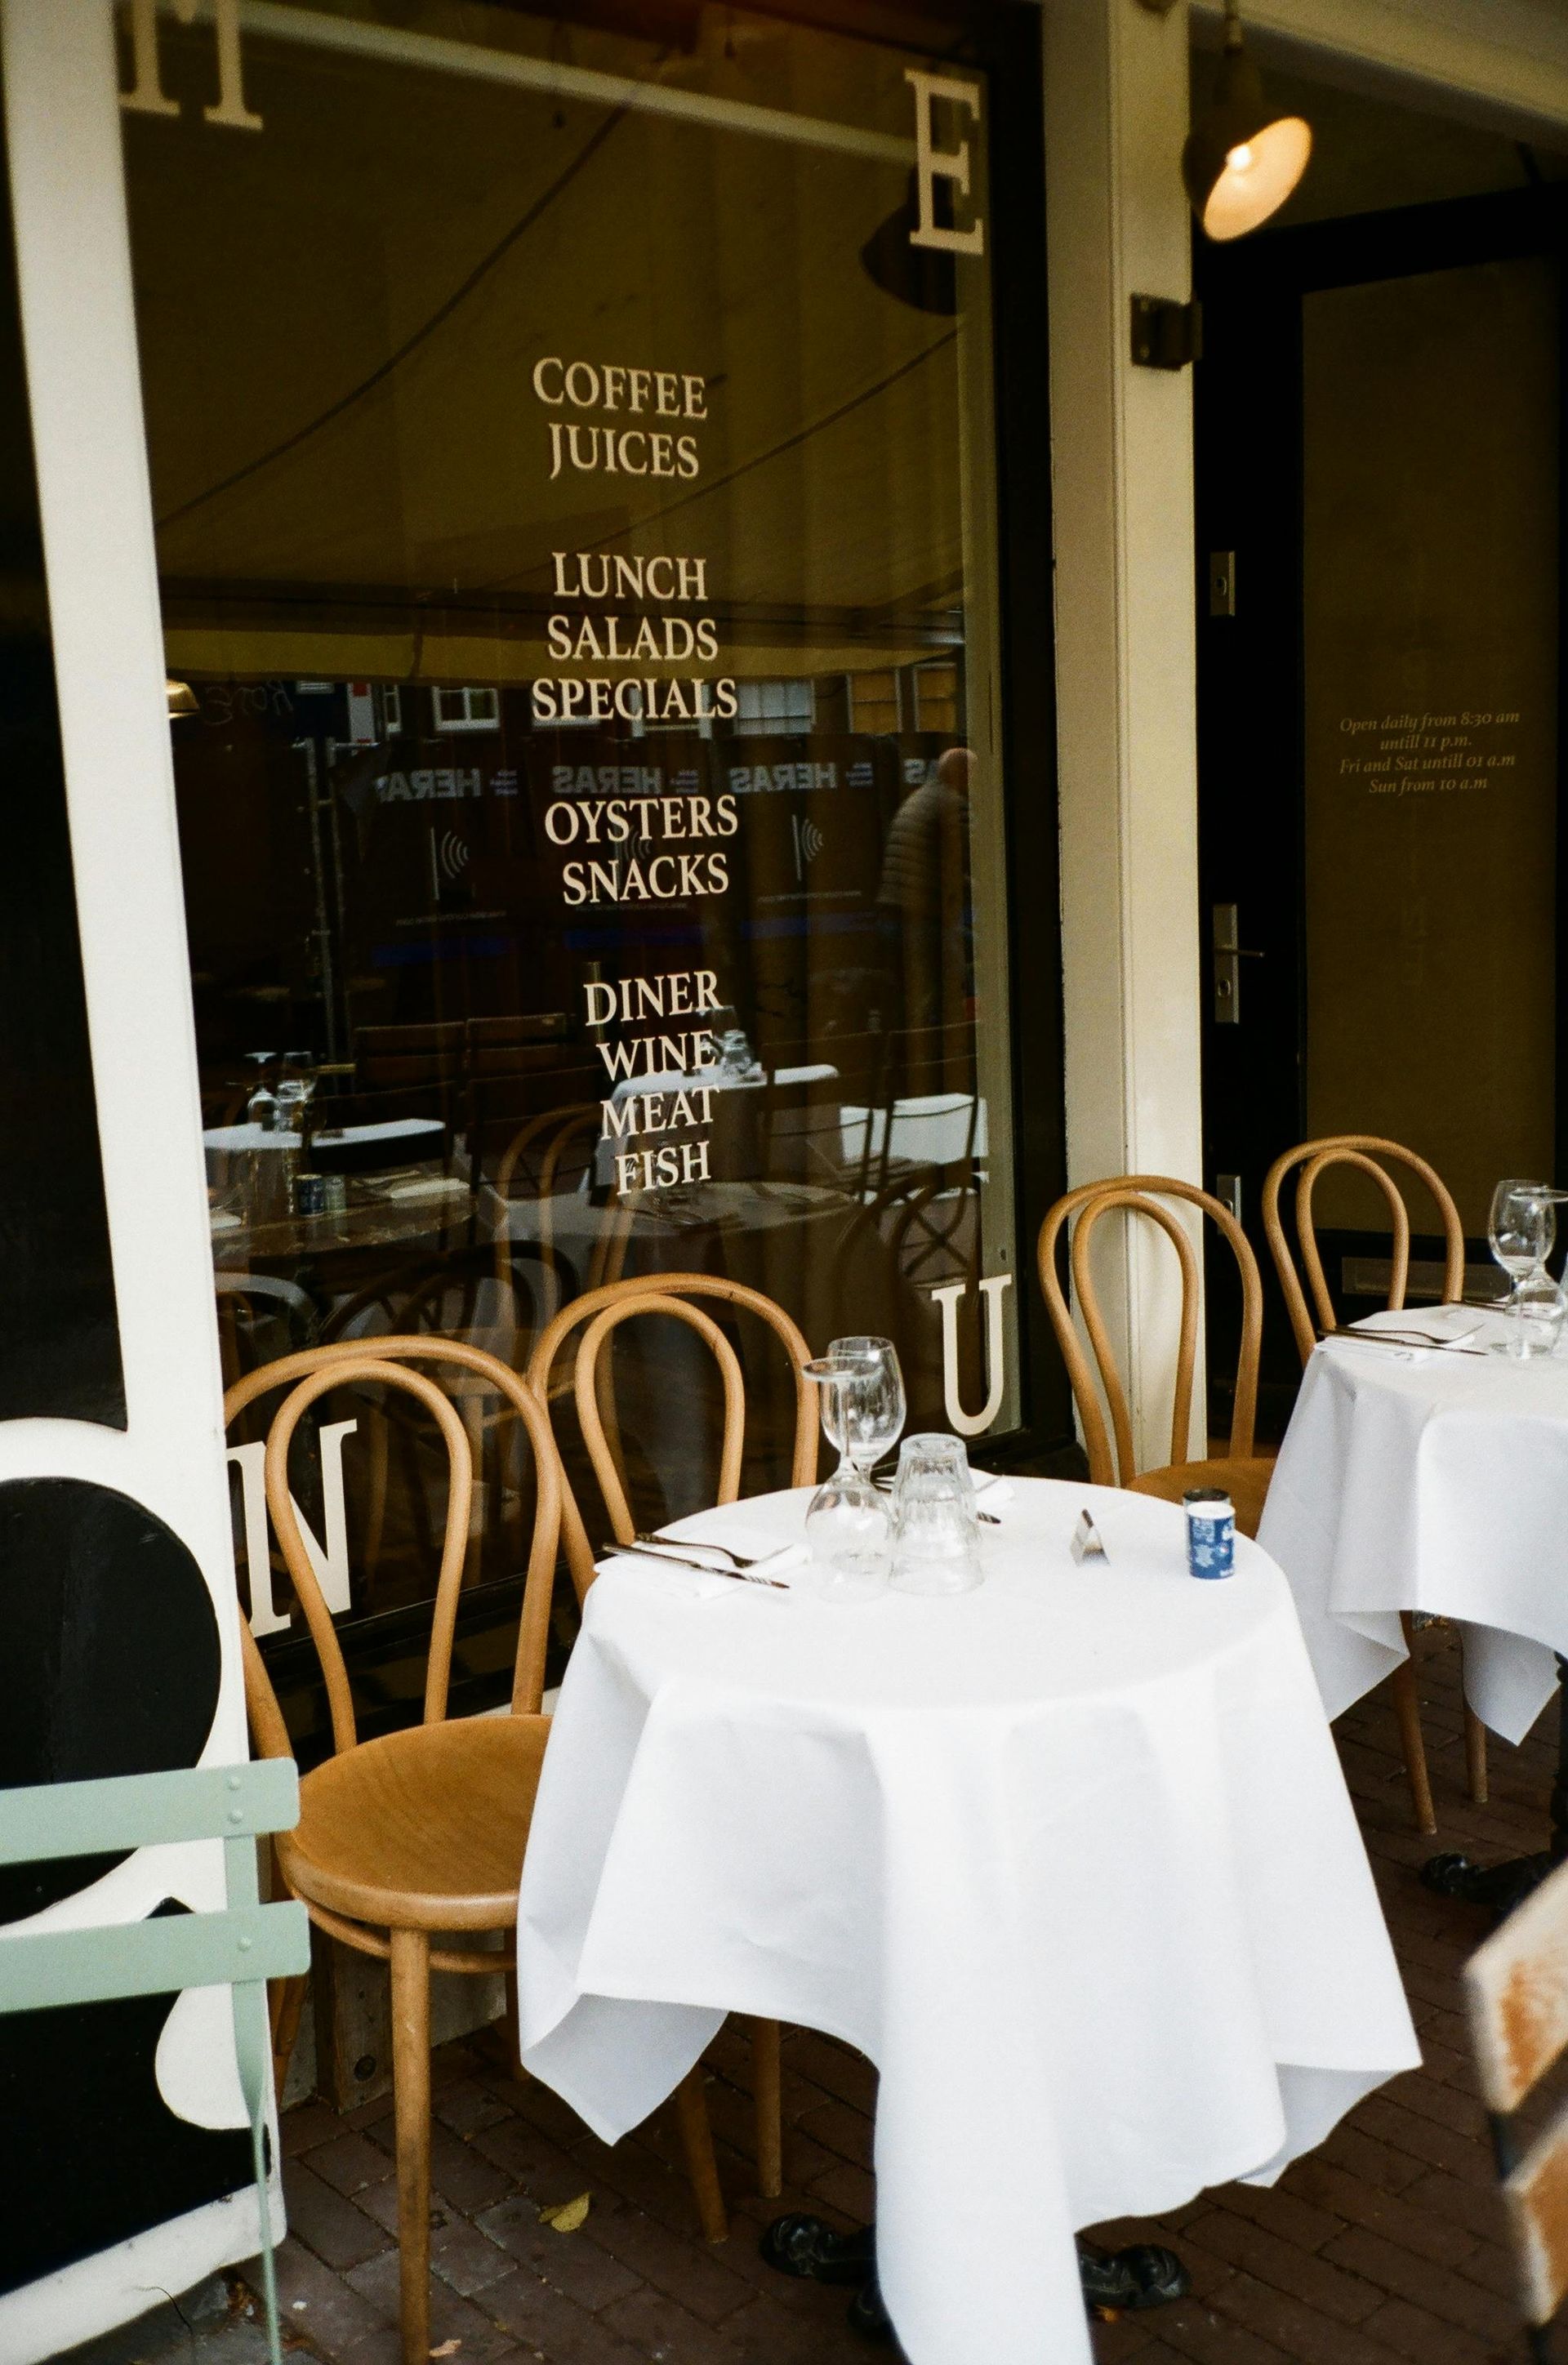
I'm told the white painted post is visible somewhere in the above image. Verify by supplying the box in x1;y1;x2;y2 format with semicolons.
1043;0;1207;1470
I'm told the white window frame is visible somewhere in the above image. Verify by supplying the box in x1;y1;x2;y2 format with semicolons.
0;3;269;2354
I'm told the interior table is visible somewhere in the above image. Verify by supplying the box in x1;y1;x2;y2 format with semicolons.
514;1476;1417;2365
1257;1303;1568;1905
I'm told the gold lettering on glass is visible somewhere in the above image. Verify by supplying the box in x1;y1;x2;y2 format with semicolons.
226;1419;357;1637
120;0;263;132
905;69;984;256
929;1274;1012;1437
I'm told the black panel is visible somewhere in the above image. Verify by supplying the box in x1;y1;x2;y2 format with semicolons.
0;43;123;1426
0;1904;254;2296
0;1477;220;1922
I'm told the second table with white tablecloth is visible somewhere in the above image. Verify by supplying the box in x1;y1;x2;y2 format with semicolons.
1257;1304;1568;1742
514;1476;1418;2365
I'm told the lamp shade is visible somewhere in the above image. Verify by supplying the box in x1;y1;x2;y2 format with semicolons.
1183;40;1311;241
166;677;198;719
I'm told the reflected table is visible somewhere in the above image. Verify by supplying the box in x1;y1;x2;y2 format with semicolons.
515;1478;1417;2365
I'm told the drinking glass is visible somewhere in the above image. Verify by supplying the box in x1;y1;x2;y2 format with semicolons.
274;1049;318;1144
1512;1269;1568;1360
1489;1179;1568;1357
803;1338;905;1600
1490;1179;1554;1304
889;1433;982;1597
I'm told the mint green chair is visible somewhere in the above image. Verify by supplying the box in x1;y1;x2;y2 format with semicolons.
0;1759;310;2364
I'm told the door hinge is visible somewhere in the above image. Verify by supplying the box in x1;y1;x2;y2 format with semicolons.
1209;550;1236;617
1130;294;1202;371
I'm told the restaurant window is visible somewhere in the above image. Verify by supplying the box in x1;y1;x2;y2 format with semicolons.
431;686;503;736
118;0;1031;1748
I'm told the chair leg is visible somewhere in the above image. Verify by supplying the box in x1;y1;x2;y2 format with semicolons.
1464;1699;1490;1805
674;2064;728;2243
269;1973;309;2103
752;2018;783;2198
389;1929;432;2365
1393;1616;1437;1837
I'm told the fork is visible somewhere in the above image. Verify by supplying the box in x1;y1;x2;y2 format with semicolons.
605;1538;790;1589
632;1529;775;1570
1321;1326;1485;1357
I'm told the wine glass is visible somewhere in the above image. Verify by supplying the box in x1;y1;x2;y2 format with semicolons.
1489;1179;1568;1357
1490;1179;1553;1304
824;1335;906;1474
803;1338;905;1601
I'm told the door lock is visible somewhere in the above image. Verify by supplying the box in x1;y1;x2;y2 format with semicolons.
1212;902;1264;1025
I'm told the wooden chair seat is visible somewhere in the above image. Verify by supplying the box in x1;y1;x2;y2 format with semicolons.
279;1715;549;1934
1126;1454;1275;1539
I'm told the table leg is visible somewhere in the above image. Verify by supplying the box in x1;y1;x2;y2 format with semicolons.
1421;1655;1568;1917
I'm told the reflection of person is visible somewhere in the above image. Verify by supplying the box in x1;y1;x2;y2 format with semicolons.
876;744;973;1044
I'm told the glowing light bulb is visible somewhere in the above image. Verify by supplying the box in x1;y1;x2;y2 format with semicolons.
1226;141;1254;171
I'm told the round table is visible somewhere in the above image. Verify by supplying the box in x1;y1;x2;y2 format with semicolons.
1257;1304;1568;1744
514;1476;1417;2365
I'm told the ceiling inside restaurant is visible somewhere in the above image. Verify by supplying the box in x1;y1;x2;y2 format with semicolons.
127;1;980;688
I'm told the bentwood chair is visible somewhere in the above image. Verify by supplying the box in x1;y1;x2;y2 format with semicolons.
1263;1134;1485;1829
1464;1854;1568;2360
1037;1176;1276;1538
227;1341;727;2363
527;1273;820;2205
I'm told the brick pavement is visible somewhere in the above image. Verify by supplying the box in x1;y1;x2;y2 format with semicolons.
245;1622;1548;2365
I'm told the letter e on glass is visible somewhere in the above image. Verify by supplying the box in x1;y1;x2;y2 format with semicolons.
905;69;984;256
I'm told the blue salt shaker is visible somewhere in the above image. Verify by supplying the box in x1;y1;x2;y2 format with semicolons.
1183;1485;1235;1579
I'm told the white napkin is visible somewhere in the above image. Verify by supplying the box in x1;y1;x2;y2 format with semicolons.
600;1554;736;1601
971;1470;1013;1508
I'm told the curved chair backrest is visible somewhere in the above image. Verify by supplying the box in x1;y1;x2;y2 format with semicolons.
225;1338;562;1758
575;1293;746;1543
1037;1175;1263;1488
526;1272;817;1597
1262;1134;1464;1367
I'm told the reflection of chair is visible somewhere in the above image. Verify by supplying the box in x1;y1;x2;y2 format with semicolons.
1263;1134;1481;1831
1463;1855;1568;2362
489;1102;604;1314
234;1341;744;2353
528;1275;820;2211
1037;1177;1276;1536
216;1271;318;1389
354;1021;464;1098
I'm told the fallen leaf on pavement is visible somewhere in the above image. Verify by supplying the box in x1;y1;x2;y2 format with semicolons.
539;2192;591;2234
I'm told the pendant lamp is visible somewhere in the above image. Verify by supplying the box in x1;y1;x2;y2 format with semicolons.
1183;0;1311;241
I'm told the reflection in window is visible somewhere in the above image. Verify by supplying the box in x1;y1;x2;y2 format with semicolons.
734;679;817;736
121;0;1018;1740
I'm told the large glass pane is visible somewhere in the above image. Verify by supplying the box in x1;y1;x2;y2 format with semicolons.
121;0;1016;1737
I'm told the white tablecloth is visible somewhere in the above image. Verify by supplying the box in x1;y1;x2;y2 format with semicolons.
1257;1307;1568;1743
515;1476;1417;2365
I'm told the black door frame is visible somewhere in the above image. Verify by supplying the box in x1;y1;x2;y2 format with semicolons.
1194;182;1568;1429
